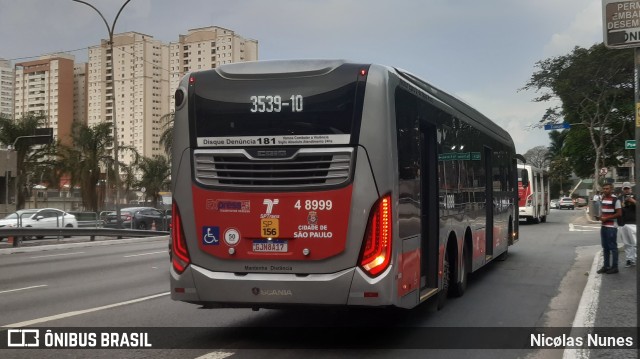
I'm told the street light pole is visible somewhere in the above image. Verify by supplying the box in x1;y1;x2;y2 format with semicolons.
72;0;132;225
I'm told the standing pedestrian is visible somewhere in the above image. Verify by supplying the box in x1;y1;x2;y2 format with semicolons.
619;182;636;267
596;183;622;274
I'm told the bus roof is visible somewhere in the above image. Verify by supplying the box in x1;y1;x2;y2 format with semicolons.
215;59;355;79
204;59;514;149
393;68;514;148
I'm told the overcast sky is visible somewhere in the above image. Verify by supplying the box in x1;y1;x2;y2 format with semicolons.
1;0;605;154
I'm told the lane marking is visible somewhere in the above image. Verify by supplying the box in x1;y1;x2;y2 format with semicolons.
2;292;170;328
123;250;166;258
30;252;84;259
568;223;599;232
195;352;235;359
562;251;602;359
0;285;48;295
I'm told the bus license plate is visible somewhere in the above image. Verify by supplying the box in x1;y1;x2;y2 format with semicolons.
260;218;279;238
252;240;287;253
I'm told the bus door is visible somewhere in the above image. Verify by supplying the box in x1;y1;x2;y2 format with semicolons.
420;121;439;290
484;146;494;259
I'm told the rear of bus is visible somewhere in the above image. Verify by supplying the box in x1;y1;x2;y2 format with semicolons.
170;60;401;308
517;164;533;221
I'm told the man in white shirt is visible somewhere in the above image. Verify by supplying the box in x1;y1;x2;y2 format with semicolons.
619;182;636;267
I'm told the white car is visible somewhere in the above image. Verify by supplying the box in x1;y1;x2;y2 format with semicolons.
0;208;78;239
558;197;575;210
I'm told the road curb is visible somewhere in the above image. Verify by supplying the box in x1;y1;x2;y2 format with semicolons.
0;236;168;255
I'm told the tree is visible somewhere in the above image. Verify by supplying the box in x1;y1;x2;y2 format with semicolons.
546;130;570;198
57;122;113;212
31;141;66;192
121;164;138;205
0;114;47;209
549;157;573;197
523;145;550;169
136;156;171;208
547;130;567;159
58;122;137;212
522;43;634;188
159;112;174;158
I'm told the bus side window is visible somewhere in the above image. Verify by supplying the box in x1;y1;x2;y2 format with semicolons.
521;169;529;187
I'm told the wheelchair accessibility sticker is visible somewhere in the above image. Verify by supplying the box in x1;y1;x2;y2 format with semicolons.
202;226;220;245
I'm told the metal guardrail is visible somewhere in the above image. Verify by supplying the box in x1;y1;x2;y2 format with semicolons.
0;227;169;237
0;227;169;247
77;220;104;228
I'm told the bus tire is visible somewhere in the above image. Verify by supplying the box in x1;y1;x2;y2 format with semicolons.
496;247;509;261
451;245;468;297
437;250;451;310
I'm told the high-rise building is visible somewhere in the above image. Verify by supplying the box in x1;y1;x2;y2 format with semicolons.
0;58;14;119
87;32;170;165
73;63;88;125
169;26;258;109
14;54;75;146
85;27;257;168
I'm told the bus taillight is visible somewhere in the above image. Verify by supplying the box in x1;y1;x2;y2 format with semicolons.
171;201;190;274
359;194;392;277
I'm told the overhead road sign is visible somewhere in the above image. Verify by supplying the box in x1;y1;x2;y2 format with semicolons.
603;0;640;49
543;122;571;130
626;139;636;149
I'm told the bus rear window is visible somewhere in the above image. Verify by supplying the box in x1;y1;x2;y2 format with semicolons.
191;67;362;147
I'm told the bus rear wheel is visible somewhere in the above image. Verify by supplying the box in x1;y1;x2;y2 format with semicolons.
451;246;468;297
437;250;451;310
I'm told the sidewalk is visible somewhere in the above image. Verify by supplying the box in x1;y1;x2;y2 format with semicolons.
563;211;638;359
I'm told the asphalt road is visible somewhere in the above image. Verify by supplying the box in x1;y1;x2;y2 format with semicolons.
0;208;606;359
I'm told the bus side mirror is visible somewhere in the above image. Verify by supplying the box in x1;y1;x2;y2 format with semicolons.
521;169;529;187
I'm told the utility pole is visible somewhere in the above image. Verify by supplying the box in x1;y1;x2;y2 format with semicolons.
72;0;132;226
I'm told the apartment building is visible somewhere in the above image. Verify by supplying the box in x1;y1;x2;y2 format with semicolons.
87;32;170;165
73;63;88;125
14;54;75;146
168;26;258;109
0;59;14;119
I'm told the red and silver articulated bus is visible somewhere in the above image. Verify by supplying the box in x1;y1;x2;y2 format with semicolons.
170;60;520;310
517;164;550;224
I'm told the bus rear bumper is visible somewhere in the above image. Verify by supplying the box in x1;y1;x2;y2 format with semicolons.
170;264;395;308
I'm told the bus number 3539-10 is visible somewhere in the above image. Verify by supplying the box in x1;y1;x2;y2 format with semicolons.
250;95;303;113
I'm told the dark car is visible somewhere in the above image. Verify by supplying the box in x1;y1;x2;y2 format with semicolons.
576;197;588;207
103;207;168;231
